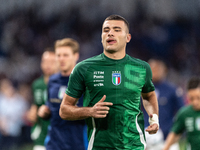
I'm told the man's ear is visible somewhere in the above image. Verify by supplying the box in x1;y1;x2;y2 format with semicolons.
75;53;79;62
126;33;131;43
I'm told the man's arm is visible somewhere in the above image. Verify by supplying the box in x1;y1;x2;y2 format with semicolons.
142;91;159;134
26;104;38;123
163;132;181;150
59;94;113;120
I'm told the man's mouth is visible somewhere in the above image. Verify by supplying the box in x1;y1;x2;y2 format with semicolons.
107;39;116;44
60;63;65;66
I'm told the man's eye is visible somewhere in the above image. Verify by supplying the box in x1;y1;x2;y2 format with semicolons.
104;30;109;32
115;30;120;32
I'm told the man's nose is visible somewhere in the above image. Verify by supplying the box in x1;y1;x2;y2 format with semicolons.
108;30;114;36
59;56;65;60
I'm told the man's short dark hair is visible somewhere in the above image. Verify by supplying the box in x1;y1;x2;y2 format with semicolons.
187;77;200;90
104;14;130;32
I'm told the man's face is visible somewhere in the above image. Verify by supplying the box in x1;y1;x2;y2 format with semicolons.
55;46;78;73
101;20;131;53
188;88;200;111
149;60;166;83
41;52;56;76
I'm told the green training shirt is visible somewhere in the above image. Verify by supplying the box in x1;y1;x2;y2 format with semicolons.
171;105;200;150
66;53;155;150
31;76;49;146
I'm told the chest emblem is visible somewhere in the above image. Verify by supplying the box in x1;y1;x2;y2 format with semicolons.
112;72;121;85
58;86;67;99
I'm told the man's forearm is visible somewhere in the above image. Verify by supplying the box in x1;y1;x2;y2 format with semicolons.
59;104;92;120
60;94;113;120
142;91;158;116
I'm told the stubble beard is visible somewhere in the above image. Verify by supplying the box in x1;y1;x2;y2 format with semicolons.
105;48;117;54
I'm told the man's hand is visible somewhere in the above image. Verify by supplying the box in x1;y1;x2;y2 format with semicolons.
90;95;113;118
145;123;159;134
38;105;51;119
145;114;159;134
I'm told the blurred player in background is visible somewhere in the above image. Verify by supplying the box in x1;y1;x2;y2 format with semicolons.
26;50;57;150
38;38;88;150
59;14;159;150
143;58;184;150
163;76;200;150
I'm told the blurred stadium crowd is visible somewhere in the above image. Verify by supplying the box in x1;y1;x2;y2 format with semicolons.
0;0;200;149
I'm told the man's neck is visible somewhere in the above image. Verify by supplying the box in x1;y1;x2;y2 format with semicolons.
103;50;126;60
43;75;49;84
61;68;74;77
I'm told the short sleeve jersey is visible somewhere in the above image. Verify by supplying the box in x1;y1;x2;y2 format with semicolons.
171;105;200;150
66;53;155;150
31;76;49;146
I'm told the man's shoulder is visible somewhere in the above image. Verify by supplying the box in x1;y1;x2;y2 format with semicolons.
73;54;103;72
178;105;193;116
32;76;45;87
78;54;103;65
127;55;150;67
158;81;178;91
33;76;43;83
49;73;61;83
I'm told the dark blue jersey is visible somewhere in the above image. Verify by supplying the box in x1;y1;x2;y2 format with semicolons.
143;80;184;139
46;73;88;150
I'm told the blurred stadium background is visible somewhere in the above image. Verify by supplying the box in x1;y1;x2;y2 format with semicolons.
0;0;199;149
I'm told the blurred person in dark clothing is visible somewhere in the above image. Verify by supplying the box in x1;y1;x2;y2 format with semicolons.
143;58;184;150
38;38;88;150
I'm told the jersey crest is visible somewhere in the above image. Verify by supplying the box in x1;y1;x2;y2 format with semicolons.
112;72;121;85
58;86;67;99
